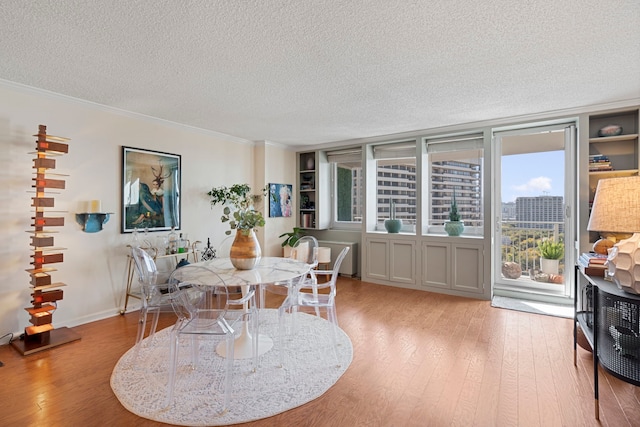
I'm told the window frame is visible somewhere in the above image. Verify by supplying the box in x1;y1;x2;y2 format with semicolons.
422;134;485;237
328;148;363;230
370;141;418;233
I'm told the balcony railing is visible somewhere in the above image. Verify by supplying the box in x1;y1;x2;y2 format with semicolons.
501;220;565;279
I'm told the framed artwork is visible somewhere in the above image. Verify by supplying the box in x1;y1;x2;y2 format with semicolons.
122;146;181;233
268;183;293;218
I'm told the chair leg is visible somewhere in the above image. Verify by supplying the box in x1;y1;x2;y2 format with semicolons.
136;308;148;345
221;333;234;413
278;305;287;367
148;309;160;342
165;331;180;407
259;286;266;309
311;286;321;317
251;308;259;371
290;304;300;334
328;304;339;326
327;306;340;366
190;335;199;367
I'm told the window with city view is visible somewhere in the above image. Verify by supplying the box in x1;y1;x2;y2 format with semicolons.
424;135;484;235
327;138;483;234
372;141;417;230
376;159;417;226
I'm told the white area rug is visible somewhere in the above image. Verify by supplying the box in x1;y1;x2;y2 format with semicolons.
111;309;353;426
491;295;573;318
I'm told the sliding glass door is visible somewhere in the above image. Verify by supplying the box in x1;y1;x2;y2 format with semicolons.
493;123;576;300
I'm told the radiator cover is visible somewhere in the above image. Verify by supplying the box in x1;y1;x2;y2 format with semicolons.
316;241;358;276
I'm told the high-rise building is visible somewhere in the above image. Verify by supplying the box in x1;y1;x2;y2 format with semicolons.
376;161;417;223
343;159;483;226
502;201;517;221
515;195;564;230
429;160;482;226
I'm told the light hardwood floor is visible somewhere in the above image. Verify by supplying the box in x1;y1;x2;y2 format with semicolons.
1;277;639;426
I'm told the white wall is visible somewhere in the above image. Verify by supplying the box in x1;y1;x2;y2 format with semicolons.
259;142;297;256
0;82;286;335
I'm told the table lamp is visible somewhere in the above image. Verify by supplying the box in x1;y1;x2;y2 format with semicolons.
587;176;640;293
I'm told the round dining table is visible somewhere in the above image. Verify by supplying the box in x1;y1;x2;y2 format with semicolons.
196;256;310;359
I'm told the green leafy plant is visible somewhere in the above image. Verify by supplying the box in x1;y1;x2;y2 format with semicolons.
207;184;267;235
538;239;564;260
279;227;305;248
448;191;461;222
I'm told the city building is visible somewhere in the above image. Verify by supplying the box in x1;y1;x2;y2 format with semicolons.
515;195;564;230
429;160;482;226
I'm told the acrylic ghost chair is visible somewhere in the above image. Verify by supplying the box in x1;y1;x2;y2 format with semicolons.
214;232;247;296
260;235;319;309
167;265;259;409
130;245;177;353
165;264;259;410
216;233;236;258
277;246;350;367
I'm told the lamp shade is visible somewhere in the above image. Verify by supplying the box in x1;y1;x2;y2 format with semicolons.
589;176;640;294
317;247;331;263
587;176;640;234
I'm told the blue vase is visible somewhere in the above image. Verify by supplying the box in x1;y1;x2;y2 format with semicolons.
444;221;464;236
384;219;402;233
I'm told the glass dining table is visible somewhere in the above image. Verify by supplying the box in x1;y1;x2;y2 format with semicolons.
195;256;310;359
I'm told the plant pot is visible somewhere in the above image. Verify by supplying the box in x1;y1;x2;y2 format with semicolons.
384;219;402;233
230;229;261;270
540;258;559;275
444;221;464;236
283;245;293;258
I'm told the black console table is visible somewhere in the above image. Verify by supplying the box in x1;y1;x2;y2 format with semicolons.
574;265;640;419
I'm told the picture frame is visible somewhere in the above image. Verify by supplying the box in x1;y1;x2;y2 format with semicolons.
268;183;293;218
122;146;181;233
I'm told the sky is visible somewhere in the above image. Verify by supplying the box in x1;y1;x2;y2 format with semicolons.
501;151;565;203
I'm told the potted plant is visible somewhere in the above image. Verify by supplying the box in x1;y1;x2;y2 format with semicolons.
208;183;266;269
384;199;402;233
538;239;564;274
444;191;464;236
279;227;305;257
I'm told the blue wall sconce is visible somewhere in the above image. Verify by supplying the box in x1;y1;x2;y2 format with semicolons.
75;200;112;233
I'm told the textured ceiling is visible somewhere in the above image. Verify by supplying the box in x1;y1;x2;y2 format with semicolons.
1;1;639;147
